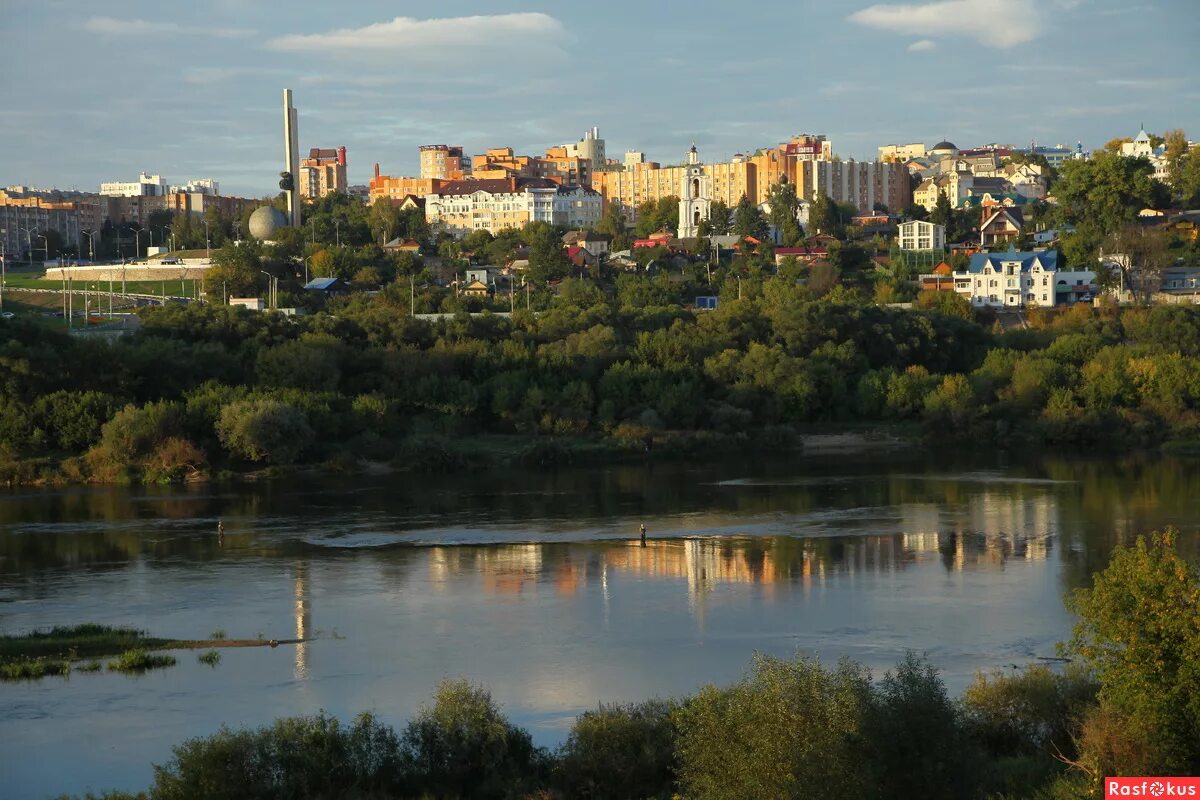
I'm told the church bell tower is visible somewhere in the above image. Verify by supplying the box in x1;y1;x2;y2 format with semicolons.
678;143;711;239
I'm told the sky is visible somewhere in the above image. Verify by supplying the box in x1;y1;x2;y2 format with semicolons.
2;0;1198;198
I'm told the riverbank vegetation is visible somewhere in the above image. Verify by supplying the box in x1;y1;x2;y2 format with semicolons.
5;284;1200;486
54;530;1200;799
0;624;291;681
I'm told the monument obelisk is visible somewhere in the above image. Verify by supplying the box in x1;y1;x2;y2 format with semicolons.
283;89;300;227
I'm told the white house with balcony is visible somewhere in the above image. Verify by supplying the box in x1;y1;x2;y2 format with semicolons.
953;250;1095;309
897;220;945;251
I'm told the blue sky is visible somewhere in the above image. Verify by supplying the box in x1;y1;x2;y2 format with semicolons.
2;0;1197;197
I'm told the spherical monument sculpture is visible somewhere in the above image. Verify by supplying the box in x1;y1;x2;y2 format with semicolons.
248;206;288;241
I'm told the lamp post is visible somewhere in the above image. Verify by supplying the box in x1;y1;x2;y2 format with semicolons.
259;270;276;310
202;219;211;261
37;233;49;264
133;228;147;260
333;219;340;248
302;256;311;285
82;229;98;263
18;226;35;265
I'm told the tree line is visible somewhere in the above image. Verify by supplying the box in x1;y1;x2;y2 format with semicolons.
56;531;1200;799
4;281;1200;485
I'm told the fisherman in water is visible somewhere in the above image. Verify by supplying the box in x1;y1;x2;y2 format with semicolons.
639;522;647;547
217;519;224;543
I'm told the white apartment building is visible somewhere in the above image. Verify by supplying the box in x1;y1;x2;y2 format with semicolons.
425;178;601;237
953;251;1095;309
100;172;169;197
562;127;606;175
897;220;945;251
878;143;927;162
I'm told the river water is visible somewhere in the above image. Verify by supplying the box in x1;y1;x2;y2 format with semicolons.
1;449;1198;798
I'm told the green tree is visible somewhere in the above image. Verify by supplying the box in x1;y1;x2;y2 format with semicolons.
767;180;804;246
400;678;547;798
207;242;262;298
808;191;844;237
595;203;630;251
1067;529;1200;779
706;199;733;236
554;700;678;799
368;200;404;245
930;191;953;227
216;398;313;464
527;225;570;284
732;194;768;240
674;654;873;800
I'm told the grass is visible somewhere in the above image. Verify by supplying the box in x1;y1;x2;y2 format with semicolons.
198;650;221;667
0;656;72;681
107;649;177;673
77;660;103;673
209;630;226;640
0;624;167;664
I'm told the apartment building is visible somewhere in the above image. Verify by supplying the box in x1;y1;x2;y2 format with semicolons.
419;145;469;180
299;146;348;199
796;160;911;214
425;177;601;237
878;143;928;162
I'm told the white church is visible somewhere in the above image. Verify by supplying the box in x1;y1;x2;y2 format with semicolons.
678;144;711;239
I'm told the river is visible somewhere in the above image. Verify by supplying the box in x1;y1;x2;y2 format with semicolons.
1;449;1198;798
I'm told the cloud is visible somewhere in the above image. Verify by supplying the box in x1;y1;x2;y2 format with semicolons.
84;16;252;38
266;13;566;56
849;0;1054;49
907;39;936;51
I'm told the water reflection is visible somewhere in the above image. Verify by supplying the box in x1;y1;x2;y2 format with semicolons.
294;561;310;680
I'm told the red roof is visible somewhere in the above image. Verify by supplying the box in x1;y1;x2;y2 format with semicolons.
633;239;666;249
775;246;828;257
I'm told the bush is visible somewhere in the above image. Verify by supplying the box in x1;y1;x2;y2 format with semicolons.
673;654;873;799
87;401;184;475
554;700;678;800
151;712;404;800
32;390;123;451
216;398;313;465
400;678;548;799
962;664;1097;759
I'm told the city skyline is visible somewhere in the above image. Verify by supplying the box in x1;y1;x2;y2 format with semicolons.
2;0;1198;197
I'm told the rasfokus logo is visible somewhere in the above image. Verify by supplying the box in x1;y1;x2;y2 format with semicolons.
1106;778;1200;798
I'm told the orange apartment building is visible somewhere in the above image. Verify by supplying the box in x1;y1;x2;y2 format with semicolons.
592;134;833;216
298;146;348;199
419;145;469;180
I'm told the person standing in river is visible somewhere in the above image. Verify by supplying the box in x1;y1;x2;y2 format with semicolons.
639;523;647;547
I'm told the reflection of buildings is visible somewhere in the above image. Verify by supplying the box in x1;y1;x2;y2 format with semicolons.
426;489;1060;608
294;561;311;680
900;491;1057;569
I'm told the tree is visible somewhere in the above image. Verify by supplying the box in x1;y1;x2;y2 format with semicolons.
930;191;953;227
554;701;678;799
369;200;404;245
706;199;733;236
766;180;804;246
1054;152;1165;238
808;191;844;238
400;679;547;798
216;398;313;465
527;225;570;284
1067;529;1200;779
1104;225;1172;303
207;242;262;297
595;203;630;251
732;194;768;240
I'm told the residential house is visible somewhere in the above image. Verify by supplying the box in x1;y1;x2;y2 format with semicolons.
1121;128;1170;183
383;238;422;254
460;279;490;298
979;207;1024;248
304;277;348;295
425;177;601;237
919;261;955;292
953;250;1095;308
566;246;600;271
897;220;946;251
562;229;611;257
914;171;973;211
774;245;829;265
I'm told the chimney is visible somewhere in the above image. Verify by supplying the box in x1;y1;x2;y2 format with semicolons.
337;146;347;167
374;162;380;178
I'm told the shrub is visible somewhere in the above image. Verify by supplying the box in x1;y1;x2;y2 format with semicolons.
216;398;313;465
400;678;548;798
151;712;404;800
197;650;221;668
554;700;678;800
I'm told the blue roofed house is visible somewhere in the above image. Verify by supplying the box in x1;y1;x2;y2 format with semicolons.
952;250;1096;309
304;277;348;295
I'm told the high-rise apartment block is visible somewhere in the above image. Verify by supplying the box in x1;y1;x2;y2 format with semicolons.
419;145;469;180
299;146;348;199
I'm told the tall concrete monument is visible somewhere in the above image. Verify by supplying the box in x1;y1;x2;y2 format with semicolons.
282;89;300;227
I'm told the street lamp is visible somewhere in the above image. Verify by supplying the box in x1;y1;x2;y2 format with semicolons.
82;229;98;263
333;219;340;248
202;219;211;261
18;226;36;264
259;270;276;310
132;228;148;260
302;255;311;285
37;233;49;264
